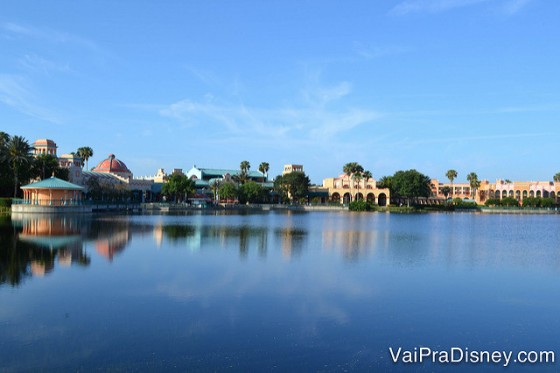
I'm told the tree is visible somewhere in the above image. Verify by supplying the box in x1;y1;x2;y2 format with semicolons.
239;181;265;203
467;172;481;200
390;169;432;206
218;181;238;202
210;179;221;203
0;132;12;197
274;171;310;203
4;136;33;197
239;160;251;184
31;154;59;180
162;173;195;203
554;173;560;183
446;169;458;198
343;162;363;202
258;162;270;180
377;175;392;189
77;146;94;170
441;186;451;199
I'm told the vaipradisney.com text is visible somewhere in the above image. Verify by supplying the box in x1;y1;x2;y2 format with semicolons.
389;347;555;367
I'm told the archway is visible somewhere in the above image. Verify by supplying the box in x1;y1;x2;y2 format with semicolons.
508;190;514;198
536;190;542;198
366;193;375;203
355;193;364;201
331;193;340;204
343;193;351;205
495;190;501;199
515;190;520;200
530;191;534;198
378;193;387;207
523;190;528;199
543;190;549;198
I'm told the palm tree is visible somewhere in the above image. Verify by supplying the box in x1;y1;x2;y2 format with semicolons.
239;160;251;184
554;173;560;183
467;172;480;201
5;136;33;197
258;162;269;180
343;162;364;202
446;169;457;198
77;146;94;170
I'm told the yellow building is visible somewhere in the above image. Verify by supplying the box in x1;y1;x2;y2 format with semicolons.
323;174;390;206
431;179;560;204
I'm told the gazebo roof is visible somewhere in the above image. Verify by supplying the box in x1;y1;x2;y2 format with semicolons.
21;176;84;191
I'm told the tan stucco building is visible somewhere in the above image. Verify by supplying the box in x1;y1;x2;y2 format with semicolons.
323;174;390;206
431;179;560;204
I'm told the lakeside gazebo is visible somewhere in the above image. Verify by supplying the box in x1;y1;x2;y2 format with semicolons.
20;176;84;206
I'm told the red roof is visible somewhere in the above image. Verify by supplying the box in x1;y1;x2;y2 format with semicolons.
92;154;131;174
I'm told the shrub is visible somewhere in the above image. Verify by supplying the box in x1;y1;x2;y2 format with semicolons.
349;200;375;212
0;198;12;208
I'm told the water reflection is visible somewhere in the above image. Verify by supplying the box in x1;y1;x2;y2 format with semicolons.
154;222;306;259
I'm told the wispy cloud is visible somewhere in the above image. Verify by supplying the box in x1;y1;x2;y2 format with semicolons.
390;0;491;15
503;0;533;15
18;54;71;76
353;42;413;60
158;79;381;144
0;74;61;123
390;0;534;16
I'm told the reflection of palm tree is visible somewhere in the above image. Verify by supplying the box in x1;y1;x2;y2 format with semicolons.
6;135;33;197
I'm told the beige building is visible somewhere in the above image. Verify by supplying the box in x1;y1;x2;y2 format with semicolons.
323;174;390;206
431;179;560;204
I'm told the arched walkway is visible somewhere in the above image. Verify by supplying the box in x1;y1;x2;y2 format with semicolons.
343;193;351;204
331;192;340;204
378;193;387;207
366;193;375;203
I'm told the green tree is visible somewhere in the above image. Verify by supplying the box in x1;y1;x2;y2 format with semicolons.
162;174;195;203
258;162;269;180
467;172;480;200
446;169;458;198
0;132;12;197
218;181;238;202
390;169;432;206
274;171;310;203
4;136;33;197
377;175;392;189
238;160;251;184
77;146;94;169
343;162;363;202
239;181;265;203
31;154;59;180
554;173;560;183
441;186;451;199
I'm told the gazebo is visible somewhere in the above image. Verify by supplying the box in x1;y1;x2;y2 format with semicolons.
20;176;84;206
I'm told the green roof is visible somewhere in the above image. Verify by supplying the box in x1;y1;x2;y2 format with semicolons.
199;168;264;178
21;176;84;191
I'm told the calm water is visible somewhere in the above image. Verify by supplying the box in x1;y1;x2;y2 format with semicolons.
1;211;560;372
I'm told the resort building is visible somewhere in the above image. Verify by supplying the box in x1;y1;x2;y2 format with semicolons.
32;139;58;156
283;164;304;175
322;174;390;206
431;179;560;204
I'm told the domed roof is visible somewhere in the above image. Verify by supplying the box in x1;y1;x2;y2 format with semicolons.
92;154;131;174
33;139;57;147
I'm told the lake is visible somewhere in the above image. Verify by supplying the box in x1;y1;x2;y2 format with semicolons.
1;211;560;372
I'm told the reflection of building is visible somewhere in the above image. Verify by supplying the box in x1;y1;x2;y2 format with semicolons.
431;179;560;204
323;174;390;206
95;230;130;261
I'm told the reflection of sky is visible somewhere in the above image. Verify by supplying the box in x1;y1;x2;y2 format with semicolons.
2;212;560;370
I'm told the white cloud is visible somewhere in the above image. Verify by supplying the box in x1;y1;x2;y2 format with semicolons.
18;54;71;75
390;0;492;15
503;0;533;15
0;74;61;123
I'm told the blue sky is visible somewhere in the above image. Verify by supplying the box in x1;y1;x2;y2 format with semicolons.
1;0;559;184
